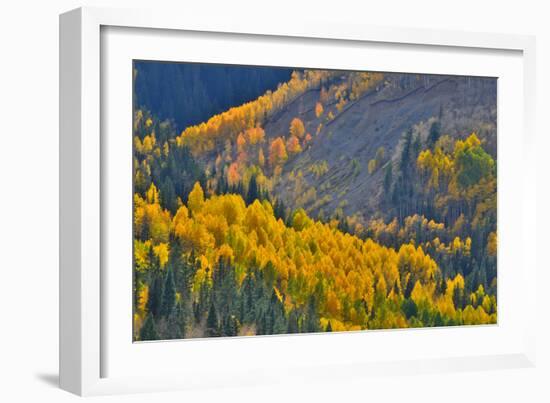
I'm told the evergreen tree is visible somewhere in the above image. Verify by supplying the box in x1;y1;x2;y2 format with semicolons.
399;129;413;173
412;134;421;162
437;278;447;296
401;298;418;319
433;312;444;327
242;271;256;323
404;277;415;299
160;267;176;317
452;286;464;310
246;174;259;205
287;309;299;334
305;296;320;333
326;321;333;332
166;303;185;339
140;314;159;341
160;177;177;214
147;274;164;317
428;120;441;149
206;301;219;337
273;198;287;222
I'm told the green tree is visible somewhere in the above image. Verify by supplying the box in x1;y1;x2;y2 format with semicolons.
166;302;185;339
428;120;441;149
246;174;259;205
160;267;176;317
305;296;320;333
401;298;418;319
140;314;159;341
160;177;177;214
454;142;494;189
147;274;163;317
287;309;299;334
453;286;464;310
206;301;219;337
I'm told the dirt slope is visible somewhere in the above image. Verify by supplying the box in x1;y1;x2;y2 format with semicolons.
266;73;496;222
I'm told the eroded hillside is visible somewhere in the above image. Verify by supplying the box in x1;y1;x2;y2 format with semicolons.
269;73;496;224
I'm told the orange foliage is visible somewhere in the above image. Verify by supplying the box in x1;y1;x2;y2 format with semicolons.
286;135;302;155
227;162;241;186
269;137;288;167
289;117;305;139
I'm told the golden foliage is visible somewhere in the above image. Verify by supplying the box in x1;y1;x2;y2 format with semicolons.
138;190;494;330
487;232;497;256
290;118;305;139
227;162;241;186
258;148;265;168
187;182;205;215
269;137;288;167
286;135;302;155
176;70;335;154
315;102;324;118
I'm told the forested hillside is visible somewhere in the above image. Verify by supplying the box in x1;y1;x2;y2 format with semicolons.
133;65;497;340
134;62;293;131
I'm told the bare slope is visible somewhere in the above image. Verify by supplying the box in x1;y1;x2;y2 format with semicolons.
267;73;496;222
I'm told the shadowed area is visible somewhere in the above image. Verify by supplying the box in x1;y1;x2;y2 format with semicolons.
35;372;59;388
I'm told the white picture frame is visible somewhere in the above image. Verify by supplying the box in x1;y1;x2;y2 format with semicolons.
59;6;537;396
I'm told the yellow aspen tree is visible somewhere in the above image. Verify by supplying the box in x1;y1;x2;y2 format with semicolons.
258;148;265;167
187;182;205;215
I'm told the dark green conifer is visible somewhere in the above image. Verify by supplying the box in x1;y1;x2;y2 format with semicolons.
160;267;176;317
140;314;159;341
206;301;219;337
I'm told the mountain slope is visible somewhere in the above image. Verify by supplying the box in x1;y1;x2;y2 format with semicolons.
134;61;293;131
266;73;496;222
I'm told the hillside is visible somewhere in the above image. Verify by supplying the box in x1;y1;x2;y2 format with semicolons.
170;70;496;226
132;67;497;340
134;61;293;131
269;73;496;222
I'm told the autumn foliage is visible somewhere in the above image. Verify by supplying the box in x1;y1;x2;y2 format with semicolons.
134;181;495;337
132;68;497;340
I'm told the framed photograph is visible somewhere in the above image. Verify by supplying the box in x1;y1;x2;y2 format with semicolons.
60;6;537;396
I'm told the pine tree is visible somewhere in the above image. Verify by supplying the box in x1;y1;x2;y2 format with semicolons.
160;267;176;317
160;177;177;214
140;314;159;341
434;312;444;327
437;278;447;296
305;296;320;333
242;271;255;323
246;174;259;205
166;303;184;339
401;298;418;319
404;277;415;299
326;321;333;332
274;198;286;222
206;301;219;337
453;286;464;310
223;315;239;337
428;120;441;149
147;274;163;317
287;309;299;334
399;129;413;173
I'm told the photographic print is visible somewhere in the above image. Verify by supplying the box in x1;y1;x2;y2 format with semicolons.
132;62;497;341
